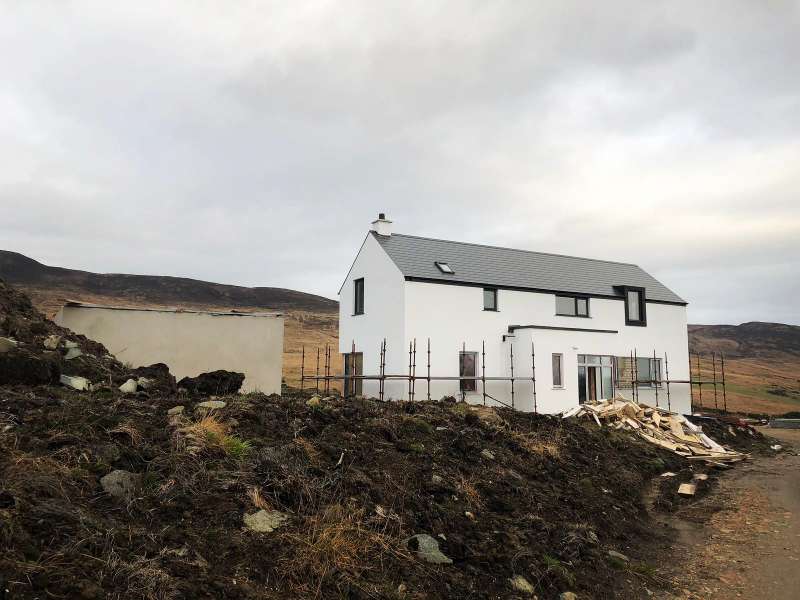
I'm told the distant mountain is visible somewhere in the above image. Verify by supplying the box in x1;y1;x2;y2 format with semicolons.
688;322;800;358
0;250;338;314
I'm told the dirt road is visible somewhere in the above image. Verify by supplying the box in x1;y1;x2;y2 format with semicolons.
655;428;800;599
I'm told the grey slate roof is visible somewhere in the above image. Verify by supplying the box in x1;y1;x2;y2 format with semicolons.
372;232;686;304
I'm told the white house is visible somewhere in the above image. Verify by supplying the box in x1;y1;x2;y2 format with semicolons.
339;214;691;415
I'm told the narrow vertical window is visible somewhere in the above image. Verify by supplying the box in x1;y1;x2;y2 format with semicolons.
459;351;477;393
622;287;646;326
552;353;563;388
353;278;364;315
483;288;497;311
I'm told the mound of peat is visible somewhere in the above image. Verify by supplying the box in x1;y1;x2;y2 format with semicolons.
1;386;686;600
0;279;175;393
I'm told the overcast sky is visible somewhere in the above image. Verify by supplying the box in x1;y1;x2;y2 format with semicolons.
2;1;799;325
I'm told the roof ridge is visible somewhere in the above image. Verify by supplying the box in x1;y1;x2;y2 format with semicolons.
386;232;639;268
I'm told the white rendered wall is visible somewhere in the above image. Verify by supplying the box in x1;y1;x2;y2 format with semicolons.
403;281;691;414
338;233;407;399
57;306;284;394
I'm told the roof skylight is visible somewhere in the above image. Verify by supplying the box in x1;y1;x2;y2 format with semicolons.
435;261;454;274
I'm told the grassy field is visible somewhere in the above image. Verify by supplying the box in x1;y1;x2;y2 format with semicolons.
691;355;800;415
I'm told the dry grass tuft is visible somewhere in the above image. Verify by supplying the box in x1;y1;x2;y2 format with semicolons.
279;504;407;597
178;415;251;459
109;423;143;447
293;436;322;465
247;486;273;511
457;475;485;510
511;428;563;459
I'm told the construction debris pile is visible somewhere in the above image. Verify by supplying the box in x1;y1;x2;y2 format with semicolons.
564;397;747;466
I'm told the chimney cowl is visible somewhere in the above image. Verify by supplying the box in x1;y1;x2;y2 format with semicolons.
371;213;392;236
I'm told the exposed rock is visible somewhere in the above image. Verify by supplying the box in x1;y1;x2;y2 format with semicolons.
509;575;534;594
243;509;290;533
43;335;61;350
178;370;244;396
607;550;629;562
408;534;452;565
197;400;226;410
480;449;495;460
60;375;91;391
306;395;321;407
64;347;83;360
119;379;138;394
167;405;185;416
0;337;18;353
559;593;578;600
100;470;141;502
64;340;79;349
136;377;153;389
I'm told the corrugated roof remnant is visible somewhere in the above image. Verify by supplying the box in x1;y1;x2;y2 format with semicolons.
61;300;283;318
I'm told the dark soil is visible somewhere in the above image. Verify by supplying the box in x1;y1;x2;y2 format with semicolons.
178;370;245;396
0;281;745;599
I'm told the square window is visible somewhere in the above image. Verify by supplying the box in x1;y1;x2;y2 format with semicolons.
556;295;576;316
483;288;497;311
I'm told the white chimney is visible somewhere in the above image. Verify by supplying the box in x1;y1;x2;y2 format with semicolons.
371;212;392;236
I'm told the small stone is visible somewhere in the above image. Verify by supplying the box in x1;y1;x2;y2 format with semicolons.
431;474;443;485
167;405;185;416
608;550;630;562
306;395;321;407
435;426;448;431
243;509;290;533
0;337;18;353
693;473;709;481
509;575;534;594
197;400;226;410
100;470;141;502
64;347;83;360
559;593;578;600
64;340;79;349
480;449;495;460
397;583;407;596
408;533;452;564
43;335;61;350
137;377;154;390
60;375;91;391
119;379;138;394
465;511;475;520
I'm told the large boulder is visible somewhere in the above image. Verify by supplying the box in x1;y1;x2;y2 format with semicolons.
178;370;245;396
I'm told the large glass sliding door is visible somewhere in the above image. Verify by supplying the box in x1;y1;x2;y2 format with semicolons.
577;355;614;403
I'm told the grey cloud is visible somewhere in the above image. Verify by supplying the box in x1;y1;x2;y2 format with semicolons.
0;1;798;324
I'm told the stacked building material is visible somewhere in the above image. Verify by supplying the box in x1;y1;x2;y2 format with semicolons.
563;397;747;465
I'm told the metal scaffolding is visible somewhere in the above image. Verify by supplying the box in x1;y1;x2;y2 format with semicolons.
299;340;727;414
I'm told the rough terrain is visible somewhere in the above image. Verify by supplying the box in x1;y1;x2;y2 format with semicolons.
652;428;799;599
0;279;790;599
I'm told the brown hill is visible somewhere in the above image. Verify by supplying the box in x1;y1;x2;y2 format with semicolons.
689;322;800;358
0;250;338;314
688;323;800;415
